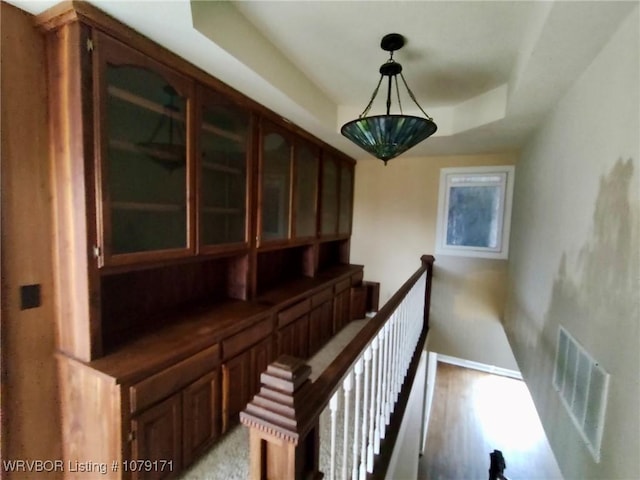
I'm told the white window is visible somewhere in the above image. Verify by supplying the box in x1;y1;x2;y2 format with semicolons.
435;165;514;259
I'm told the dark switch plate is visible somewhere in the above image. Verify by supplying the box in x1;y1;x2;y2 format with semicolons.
20;284;41;310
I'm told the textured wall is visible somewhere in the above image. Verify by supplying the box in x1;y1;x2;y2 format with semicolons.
504;6;639;479
1;4;62;477
351;152;518;371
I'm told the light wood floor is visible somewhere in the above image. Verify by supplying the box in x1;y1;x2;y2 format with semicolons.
418;362;563;480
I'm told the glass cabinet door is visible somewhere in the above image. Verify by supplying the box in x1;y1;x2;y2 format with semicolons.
199;90;249;249
338;162;353;235
294;141;318;239
260;125;292;242
97;33;194;265
320;156;339;236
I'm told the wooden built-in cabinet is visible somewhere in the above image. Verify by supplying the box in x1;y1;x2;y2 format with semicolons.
220;315;274;432
258;120;320;246
95;32;196;266
197;86;252;253
320;153;354;238
38;2;363;478
308;288;335;357
276;299;311;359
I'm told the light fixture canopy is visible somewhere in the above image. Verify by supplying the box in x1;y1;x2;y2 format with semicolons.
341;33;437;165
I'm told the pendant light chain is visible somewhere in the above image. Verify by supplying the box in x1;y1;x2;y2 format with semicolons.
359;74;384;119
399;72;434;121
394;74;403;115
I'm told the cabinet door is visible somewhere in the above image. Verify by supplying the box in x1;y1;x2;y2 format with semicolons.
131;395;182;480
334;288;351;333
293;141;319;240
182;371;220;467
260;122;292;243
277;321;296;358
221;349;251;432
277;315;309;359
338;162;354;235
320;155;339;236
294;314;310;359
198;88;250;251
95;33;195;266
251;337;274;394
309;300;333;356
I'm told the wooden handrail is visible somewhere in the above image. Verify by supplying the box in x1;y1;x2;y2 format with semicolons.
241;255;435;479
299;254;434;435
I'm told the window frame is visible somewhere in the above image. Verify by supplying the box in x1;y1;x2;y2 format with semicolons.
435;165;515;259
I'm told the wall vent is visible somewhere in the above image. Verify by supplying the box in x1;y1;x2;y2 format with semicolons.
553;326;610;462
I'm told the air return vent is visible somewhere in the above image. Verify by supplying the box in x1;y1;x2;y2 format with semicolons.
553;326;610;462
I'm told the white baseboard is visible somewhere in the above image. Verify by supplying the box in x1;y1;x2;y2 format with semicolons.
436;354;522;380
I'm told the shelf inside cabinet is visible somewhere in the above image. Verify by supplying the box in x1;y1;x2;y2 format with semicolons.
112;201;184;212
101;255;250;353
202;206;242;214
201;122;244;143
108;85;185;123
317;239;350;271
109;138;183;165
202;161;243;175
255;245;315;296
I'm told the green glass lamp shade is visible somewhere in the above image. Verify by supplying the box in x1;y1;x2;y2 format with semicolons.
341;114;437;164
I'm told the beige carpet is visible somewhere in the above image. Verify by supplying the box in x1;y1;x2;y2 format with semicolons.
180;318;369;480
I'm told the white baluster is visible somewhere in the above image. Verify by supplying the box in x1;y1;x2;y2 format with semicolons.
379;323;389;439
359;346;371;480
329;391;339;480
374;327;385;451
367;337;378;472
390;313;399;416
351;358;363;480
401;301;409;380
342;373;353;480
386;316;395;424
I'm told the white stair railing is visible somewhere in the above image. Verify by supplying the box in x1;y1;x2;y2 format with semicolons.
323;271;427;480
241;255;434;480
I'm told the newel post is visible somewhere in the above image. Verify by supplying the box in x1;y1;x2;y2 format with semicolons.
420;255;435;330
240;355;322;480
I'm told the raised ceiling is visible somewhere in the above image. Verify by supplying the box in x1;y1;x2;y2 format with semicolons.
8;0;637;161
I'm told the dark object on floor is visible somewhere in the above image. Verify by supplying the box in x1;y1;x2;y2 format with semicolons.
489;449;509;480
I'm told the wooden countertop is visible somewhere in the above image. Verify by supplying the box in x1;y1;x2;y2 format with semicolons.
75;264;364;384
87;300;272;383
256;264;363;307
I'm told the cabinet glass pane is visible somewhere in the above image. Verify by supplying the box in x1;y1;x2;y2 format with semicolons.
339;163;353;234
294;144;318;238
261;132;291;241
105;65;188;254
200;101;248;246
321;158;338;235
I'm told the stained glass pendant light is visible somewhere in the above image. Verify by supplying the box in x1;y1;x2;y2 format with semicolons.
139;85;186;172
341;33;437;165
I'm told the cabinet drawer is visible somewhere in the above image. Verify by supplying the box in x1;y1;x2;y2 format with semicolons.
311;288;333;308
351;270;364;286
335;278;351;294
222;317;273;360
130;344;219;414
277;299;311;328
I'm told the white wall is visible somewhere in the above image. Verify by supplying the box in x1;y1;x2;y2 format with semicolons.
351;152;519;371
504;6;639;479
